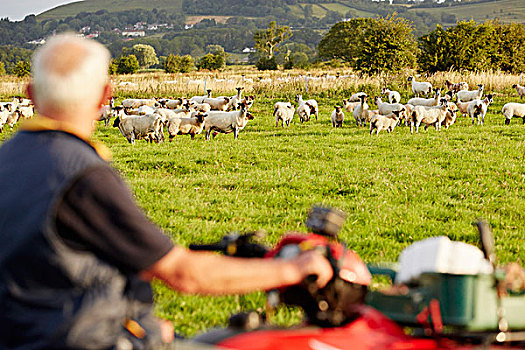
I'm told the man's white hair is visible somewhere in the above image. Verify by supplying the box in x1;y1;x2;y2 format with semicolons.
32;33;110;114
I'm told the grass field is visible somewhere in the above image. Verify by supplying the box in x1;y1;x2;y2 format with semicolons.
1;72;524;336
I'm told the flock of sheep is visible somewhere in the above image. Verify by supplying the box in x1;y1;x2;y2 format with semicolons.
1;76;525;142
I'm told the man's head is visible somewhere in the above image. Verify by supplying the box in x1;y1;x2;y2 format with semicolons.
28;33;111;122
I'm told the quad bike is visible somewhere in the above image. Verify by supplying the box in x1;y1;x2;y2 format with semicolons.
185;207;525;350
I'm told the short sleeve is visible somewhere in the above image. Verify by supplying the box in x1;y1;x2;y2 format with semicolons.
55;165;174;273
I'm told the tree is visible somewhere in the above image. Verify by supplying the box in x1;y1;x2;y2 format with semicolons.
318;15;418;74
196;53;224;71
0;61;5;75
130;44;159;69
164;54;194;73
116;55;140;74
253;21;292;59
14;60;31;78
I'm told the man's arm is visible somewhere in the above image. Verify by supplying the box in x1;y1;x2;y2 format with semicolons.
139;246;333;295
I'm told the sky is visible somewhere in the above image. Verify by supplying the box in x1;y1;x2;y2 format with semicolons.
0;0;81;21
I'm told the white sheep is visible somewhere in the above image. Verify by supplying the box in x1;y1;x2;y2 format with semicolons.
112;112;164;145
347;92;367;102
138;105;156;115
160;97;187;109
121;98;159;109
296;102;315;123
512;84;525;99
190;89;212;104
502;102;525;125
408;76;432;97
295;94;318;120
439;99;458;129
98;105;113;127
370;109;404;135
166;112;207;140
411;105;450;133
445;80;468;93
467;94;493;126
374;96;405;116
353;95;376;127
229;87;244;110
189;101;211;114
456;100;470;116
0;105;9;132
274;102;295;127
331;106;345;127
17;105;34;120
457;84;484;103
155;107;193;125
203;97;231;111
342;99;360;114
407;89;441;107
381;88;401;104
204;103;254;140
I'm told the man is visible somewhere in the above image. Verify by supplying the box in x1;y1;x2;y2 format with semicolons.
0;34;332;349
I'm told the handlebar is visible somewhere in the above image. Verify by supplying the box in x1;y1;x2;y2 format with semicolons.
189;232;268;258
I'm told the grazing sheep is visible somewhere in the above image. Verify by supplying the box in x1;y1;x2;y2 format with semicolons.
374;96;405;116
112;112;164;145
502;102;525;125
370;109;404;135
381;88;401;104
408;76;432;97
166;112;207;140
512;84;525;99
274;102;295;127
121;98;159;109
407;89;441;107
457;84;484;103
190;89;212;104
411;105;450;133
331;106;345;127
467;94;493;126
295;94;319;120
189;101;211;114
204;103;254;140
445;80;468;93
203;97;231;111
342;99;360;114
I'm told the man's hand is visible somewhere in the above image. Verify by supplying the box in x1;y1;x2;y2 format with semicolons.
293;250;334;288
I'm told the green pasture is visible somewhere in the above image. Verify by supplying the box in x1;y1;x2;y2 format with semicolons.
1;90;524;336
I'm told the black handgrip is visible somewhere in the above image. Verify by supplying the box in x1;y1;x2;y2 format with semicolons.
189;243;225;252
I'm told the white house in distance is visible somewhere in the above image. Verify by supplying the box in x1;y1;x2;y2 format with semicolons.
122;29;146;37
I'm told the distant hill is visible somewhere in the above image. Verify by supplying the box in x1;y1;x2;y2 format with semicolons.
38;0;525;26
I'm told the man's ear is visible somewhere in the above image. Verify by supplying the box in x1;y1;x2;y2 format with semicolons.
26;82;34;102
99;82;113;107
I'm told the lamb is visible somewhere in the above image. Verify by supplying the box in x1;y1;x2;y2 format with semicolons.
229;87;244;110
342;99;360;114
297;102;315;123
381;88;401;104
456;100;470;116
467;94;493;126
512;84;525;99
0;105;9;132
274;102;295;127
440;100;458;129
331;106;345;127
189;101;211;114
166;112;207;140
502;102;525;125
347;92;367;102
370;109;404;135
190;89;212;104
98;105;113;127
457;84;484;103
5;110;21;129
17;105;34;120
204;103;254;140
407;89;441;107
160;97;187;109
295;94;318;120
445;80;468;93
112;112;164;145
121;98;159;109
408;76;432;97
410;105;450;133
374;96;405;116
203;97;231;111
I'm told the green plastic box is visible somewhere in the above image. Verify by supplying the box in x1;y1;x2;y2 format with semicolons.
365;267;525;332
